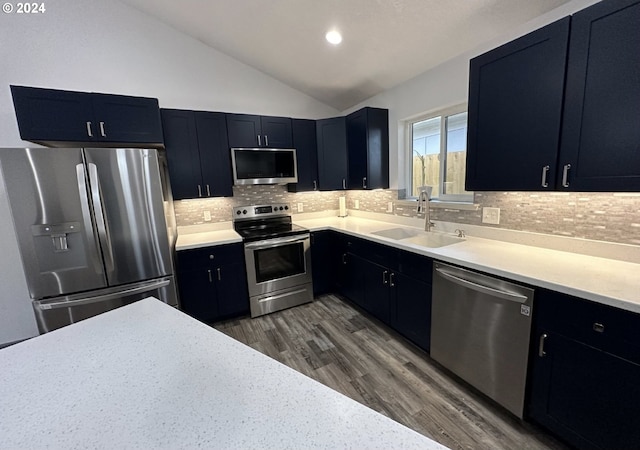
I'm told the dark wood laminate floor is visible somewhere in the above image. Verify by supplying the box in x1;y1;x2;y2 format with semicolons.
214;295;568;450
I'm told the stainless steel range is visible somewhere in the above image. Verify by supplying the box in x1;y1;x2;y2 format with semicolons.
233;204;313;318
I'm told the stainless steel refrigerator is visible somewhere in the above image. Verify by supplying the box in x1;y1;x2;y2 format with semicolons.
0;147;178;333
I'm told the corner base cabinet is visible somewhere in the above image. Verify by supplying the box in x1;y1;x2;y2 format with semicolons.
528;290;640;449
335;234;432;352
176;244;249;323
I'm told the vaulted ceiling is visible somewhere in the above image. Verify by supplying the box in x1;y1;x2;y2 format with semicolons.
121;0;571;110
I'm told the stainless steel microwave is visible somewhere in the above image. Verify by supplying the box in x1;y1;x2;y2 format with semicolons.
231;148;298;185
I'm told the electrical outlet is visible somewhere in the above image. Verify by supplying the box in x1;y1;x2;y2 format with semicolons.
482;207;500;224
297;202;304;213
354;199;360;209
387;202;393;213
203;210;212;222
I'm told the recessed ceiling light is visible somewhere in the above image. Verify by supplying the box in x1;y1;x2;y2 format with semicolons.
325;30;342;45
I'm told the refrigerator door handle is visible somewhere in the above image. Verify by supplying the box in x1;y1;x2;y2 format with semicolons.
87;163;115;273
34;279;171;311
76;164;105;275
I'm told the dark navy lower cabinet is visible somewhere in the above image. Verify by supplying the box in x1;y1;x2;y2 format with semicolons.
528;289;640;449
310;231;343;296
176;244;249;323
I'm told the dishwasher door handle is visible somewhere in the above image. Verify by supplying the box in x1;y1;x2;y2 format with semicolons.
434;267;529;303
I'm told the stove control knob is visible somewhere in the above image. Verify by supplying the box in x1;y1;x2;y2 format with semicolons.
279;206;284;211
284;205;289;210
236;210;241;215
243;209;247;214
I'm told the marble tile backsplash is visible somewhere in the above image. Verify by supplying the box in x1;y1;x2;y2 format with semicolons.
173;185;342;225
173;186;640;246
382;190;639;246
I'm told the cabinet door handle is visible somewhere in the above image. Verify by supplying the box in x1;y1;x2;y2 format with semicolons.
538;333;548;357
593;322;605;333
342;178;346;189
541;165;550;188
389;272;395;287
382;270;388;285
342;254;347;265
206;184;211;197
86;121;93;137
362;177;367;189
265;135;269;146
207;269;213;283
562;164;571;188
217;268;221;281
99;121;106;137
197;184;202;197
257;135;261;146
313;180;317;190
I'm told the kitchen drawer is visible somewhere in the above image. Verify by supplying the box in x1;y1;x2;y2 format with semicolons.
176;244;244;272
345;235;398;270
535;289;640;364
398;250;432;284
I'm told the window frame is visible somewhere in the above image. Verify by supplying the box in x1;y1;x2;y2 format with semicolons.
405;103;473;203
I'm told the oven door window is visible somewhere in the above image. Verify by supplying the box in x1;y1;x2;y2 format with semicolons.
254;242;305;283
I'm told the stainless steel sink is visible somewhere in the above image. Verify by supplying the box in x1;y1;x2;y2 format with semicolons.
371;227;464;248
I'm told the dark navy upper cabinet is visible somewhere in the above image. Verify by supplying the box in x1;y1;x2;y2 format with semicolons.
528;289;640;449
11;85;163;146
226;113;293;148
288;119;319;192
465;18;570;191
346;107;389;190
316;117;348;190
467;0;640;192
90;93;163;144
558;0;640;191
161;109;232;200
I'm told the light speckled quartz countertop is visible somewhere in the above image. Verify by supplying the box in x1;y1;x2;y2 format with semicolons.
176;215;640;314
0;298;446;450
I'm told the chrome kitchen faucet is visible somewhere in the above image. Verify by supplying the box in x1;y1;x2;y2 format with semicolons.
417;191;435;232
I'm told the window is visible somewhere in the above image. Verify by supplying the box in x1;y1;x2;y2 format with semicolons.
407;105;473;202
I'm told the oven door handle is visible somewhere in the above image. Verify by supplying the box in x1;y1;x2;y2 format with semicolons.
244;234;310;250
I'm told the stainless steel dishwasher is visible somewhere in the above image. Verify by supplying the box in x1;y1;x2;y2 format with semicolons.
431;262;534;418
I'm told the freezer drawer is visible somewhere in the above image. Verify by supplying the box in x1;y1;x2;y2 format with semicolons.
32;276;177;333
431;262;534;418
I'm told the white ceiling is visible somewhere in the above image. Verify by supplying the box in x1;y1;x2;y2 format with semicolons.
121;0;571;111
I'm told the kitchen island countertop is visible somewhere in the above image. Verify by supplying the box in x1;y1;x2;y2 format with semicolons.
0;298;446;450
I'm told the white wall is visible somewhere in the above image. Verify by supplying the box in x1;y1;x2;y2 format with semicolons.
0;0;338;344
341;0;600;190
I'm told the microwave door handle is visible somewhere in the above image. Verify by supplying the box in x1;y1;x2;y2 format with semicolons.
244;235;309;250
87;163;115;272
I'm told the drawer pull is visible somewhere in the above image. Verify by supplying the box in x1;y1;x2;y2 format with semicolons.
593;322;605;333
